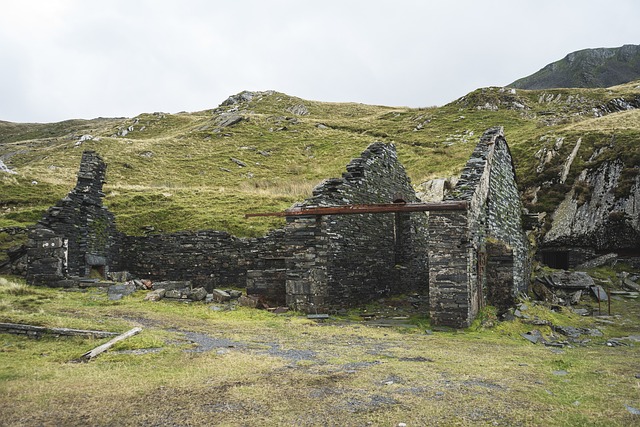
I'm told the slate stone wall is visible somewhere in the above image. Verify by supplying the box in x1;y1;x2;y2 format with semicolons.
286;142;430;312
429;127;529;327
26;151;121;286
119;142;430;310
118;231;249;290
118;229;291;293
487;135;529;294
427;210;473;327
284;216;329;311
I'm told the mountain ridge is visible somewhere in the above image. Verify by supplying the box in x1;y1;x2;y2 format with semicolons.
509;44;640;90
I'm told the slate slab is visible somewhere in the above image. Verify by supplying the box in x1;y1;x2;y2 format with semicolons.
549;271;595;289
108;283;136;300
590;285;608;301
521;330;543;344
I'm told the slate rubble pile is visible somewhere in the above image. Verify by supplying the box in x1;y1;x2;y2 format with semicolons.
531;269;640;306
512;268;640;348
101;273;248;306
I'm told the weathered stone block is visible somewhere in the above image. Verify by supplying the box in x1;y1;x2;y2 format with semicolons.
190;287;208;301
211;289;231;302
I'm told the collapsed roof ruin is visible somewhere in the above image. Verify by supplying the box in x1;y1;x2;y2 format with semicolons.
23;127;530;328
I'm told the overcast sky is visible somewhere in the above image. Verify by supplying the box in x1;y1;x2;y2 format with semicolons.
1;0;639;123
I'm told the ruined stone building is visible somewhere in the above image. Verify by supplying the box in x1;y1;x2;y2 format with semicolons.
24;127;530;328
26;151;120;286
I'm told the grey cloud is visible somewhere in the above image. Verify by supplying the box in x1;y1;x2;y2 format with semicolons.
0;0;639;122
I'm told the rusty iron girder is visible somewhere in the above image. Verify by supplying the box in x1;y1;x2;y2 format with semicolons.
245;201;469;218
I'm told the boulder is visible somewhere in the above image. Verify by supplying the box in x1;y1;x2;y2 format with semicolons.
532;281;556;303
576;253;618;270
623;278;640;292
287;104;309;116
521;330;544;344
109;271;132;282
570;290;583;305
549;271;595;289
164;289;183;299
416;177;458;202
226;290;243;299
230;157;247;167
0;159;17;174
238;295;260;308
590;285;608;301
217;114;244;128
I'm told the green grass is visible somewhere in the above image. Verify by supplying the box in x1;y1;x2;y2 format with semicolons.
1;276;639;426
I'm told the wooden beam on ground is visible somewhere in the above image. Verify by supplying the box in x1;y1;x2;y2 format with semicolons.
246;201;469;218
73;327;143;362
0;322;119;339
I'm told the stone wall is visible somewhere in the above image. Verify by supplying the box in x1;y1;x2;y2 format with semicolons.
285;142;430;312
117;142;430;310
118;231;250;291
26;151;121;286
284;216;329;311
427;210;473;326
117;228;291;293
486;134;529;294
429;127;529;327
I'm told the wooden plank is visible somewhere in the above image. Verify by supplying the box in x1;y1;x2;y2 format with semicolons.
74;327;143;362
0;322;119;339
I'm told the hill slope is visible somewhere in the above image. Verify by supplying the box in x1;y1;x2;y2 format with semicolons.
509;44;640;89
1;83;640;260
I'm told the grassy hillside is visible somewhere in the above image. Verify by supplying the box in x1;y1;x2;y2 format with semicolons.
1;83;640;243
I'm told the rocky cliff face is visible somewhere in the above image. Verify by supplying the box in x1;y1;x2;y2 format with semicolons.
544;159;640;251
510;44;640;89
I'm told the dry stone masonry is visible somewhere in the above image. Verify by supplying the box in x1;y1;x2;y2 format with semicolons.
284;142;430;312
429;127;529;327
26;151;121;286
21;129;530;327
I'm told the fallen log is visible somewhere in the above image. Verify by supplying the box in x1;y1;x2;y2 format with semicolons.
74;327;142;362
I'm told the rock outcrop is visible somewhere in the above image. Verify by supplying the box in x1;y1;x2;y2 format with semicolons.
544;159;640;251
509;44;640;89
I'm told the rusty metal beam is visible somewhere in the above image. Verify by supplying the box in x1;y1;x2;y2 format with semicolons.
245;201;468;218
